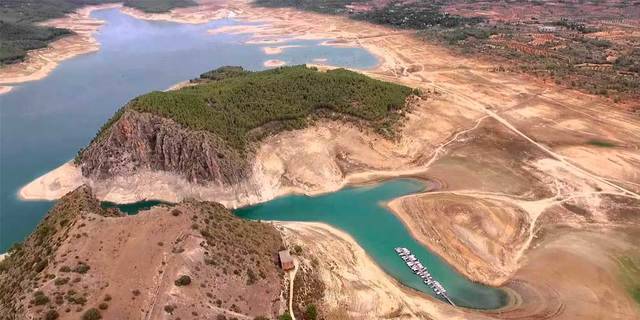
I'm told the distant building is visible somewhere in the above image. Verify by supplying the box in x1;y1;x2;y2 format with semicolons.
279;250;294;271
538;26;558;33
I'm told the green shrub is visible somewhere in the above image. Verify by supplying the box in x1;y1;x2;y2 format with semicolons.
81;308;101;320
44;310;59;320
174;275;191;286
278;313;293;320
73;262;90;274
32;291;49;305
304;304;318;320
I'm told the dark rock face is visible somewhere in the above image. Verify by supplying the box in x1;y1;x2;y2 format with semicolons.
77;110;248;185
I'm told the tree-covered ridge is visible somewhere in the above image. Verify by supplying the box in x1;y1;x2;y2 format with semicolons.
0;0;196;64
124;65;414;152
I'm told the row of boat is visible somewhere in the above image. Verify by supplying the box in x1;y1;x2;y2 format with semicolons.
394;247;455;306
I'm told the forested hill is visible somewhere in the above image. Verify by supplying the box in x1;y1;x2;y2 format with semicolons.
76;65;416;183
97;65;415;153
0;0;196;64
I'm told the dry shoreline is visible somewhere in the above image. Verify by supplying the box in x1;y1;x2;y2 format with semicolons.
0;3;122;91
278;221;470;319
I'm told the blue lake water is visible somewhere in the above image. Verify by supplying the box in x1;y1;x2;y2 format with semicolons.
0;8;377;252
0;7;508;309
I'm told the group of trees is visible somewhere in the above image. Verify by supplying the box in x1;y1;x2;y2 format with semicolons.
256;0;483;29
0;0;196;64
354;2;483;30
129;65;414;153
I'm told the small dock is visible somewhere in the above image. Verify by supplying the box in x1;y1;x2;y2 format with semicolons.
395;247;456;307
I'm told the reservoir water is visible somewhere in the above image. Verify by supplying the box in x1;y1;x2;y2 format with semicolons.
0;7;508;309
235;179;508;309
0;8;377;252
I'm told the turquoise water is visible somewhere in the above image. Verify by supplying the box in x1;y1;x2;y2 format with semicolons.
235;179;508;309
0;8;377;252
101;200;168;215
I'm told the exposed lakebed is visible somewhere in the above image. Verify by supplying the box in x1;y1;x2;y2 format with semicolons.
0;7;508;310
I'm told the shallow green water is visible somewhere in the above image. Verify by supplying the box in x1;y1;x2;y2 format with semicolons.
234;179;508;309
101;200;169;215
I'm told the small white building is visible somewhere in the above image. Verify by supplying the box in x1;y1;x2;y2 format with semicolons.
538;26;558;33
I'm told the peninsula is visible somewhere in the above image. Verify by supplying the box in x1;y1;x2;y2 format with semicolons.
4;1;640;320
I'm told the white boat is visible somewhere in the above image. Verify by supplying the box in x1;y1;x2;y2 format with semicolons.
394;247;453;304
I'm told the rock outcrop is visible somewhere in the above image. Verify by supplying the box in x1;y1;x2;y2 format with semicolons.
77;110;248;185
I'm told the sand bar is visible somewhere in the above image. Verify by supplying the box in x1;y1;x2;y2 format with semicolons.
19;162;84;201
262;45;303;55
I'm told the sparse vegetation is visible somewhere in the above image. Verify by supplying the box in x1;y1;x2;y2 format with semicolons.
0;187;120;317
73;262;90;274
278;313;293;320
618;255;640;305
304;304;318;320
255;1;640;103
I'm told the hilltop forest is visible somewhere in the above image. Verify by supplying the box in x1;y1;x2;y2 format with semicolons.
87;65;415;155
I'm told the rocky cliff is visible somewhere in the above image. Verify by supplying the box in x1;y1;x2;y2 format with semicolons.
74;66;414;189
77;110;248;185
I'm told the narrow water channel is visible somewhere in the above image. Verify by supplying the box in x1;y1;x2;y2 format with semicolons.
234;179;508;309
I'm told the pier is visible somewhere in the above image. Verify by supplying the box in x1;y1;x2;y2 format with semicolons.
395;247;456;307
